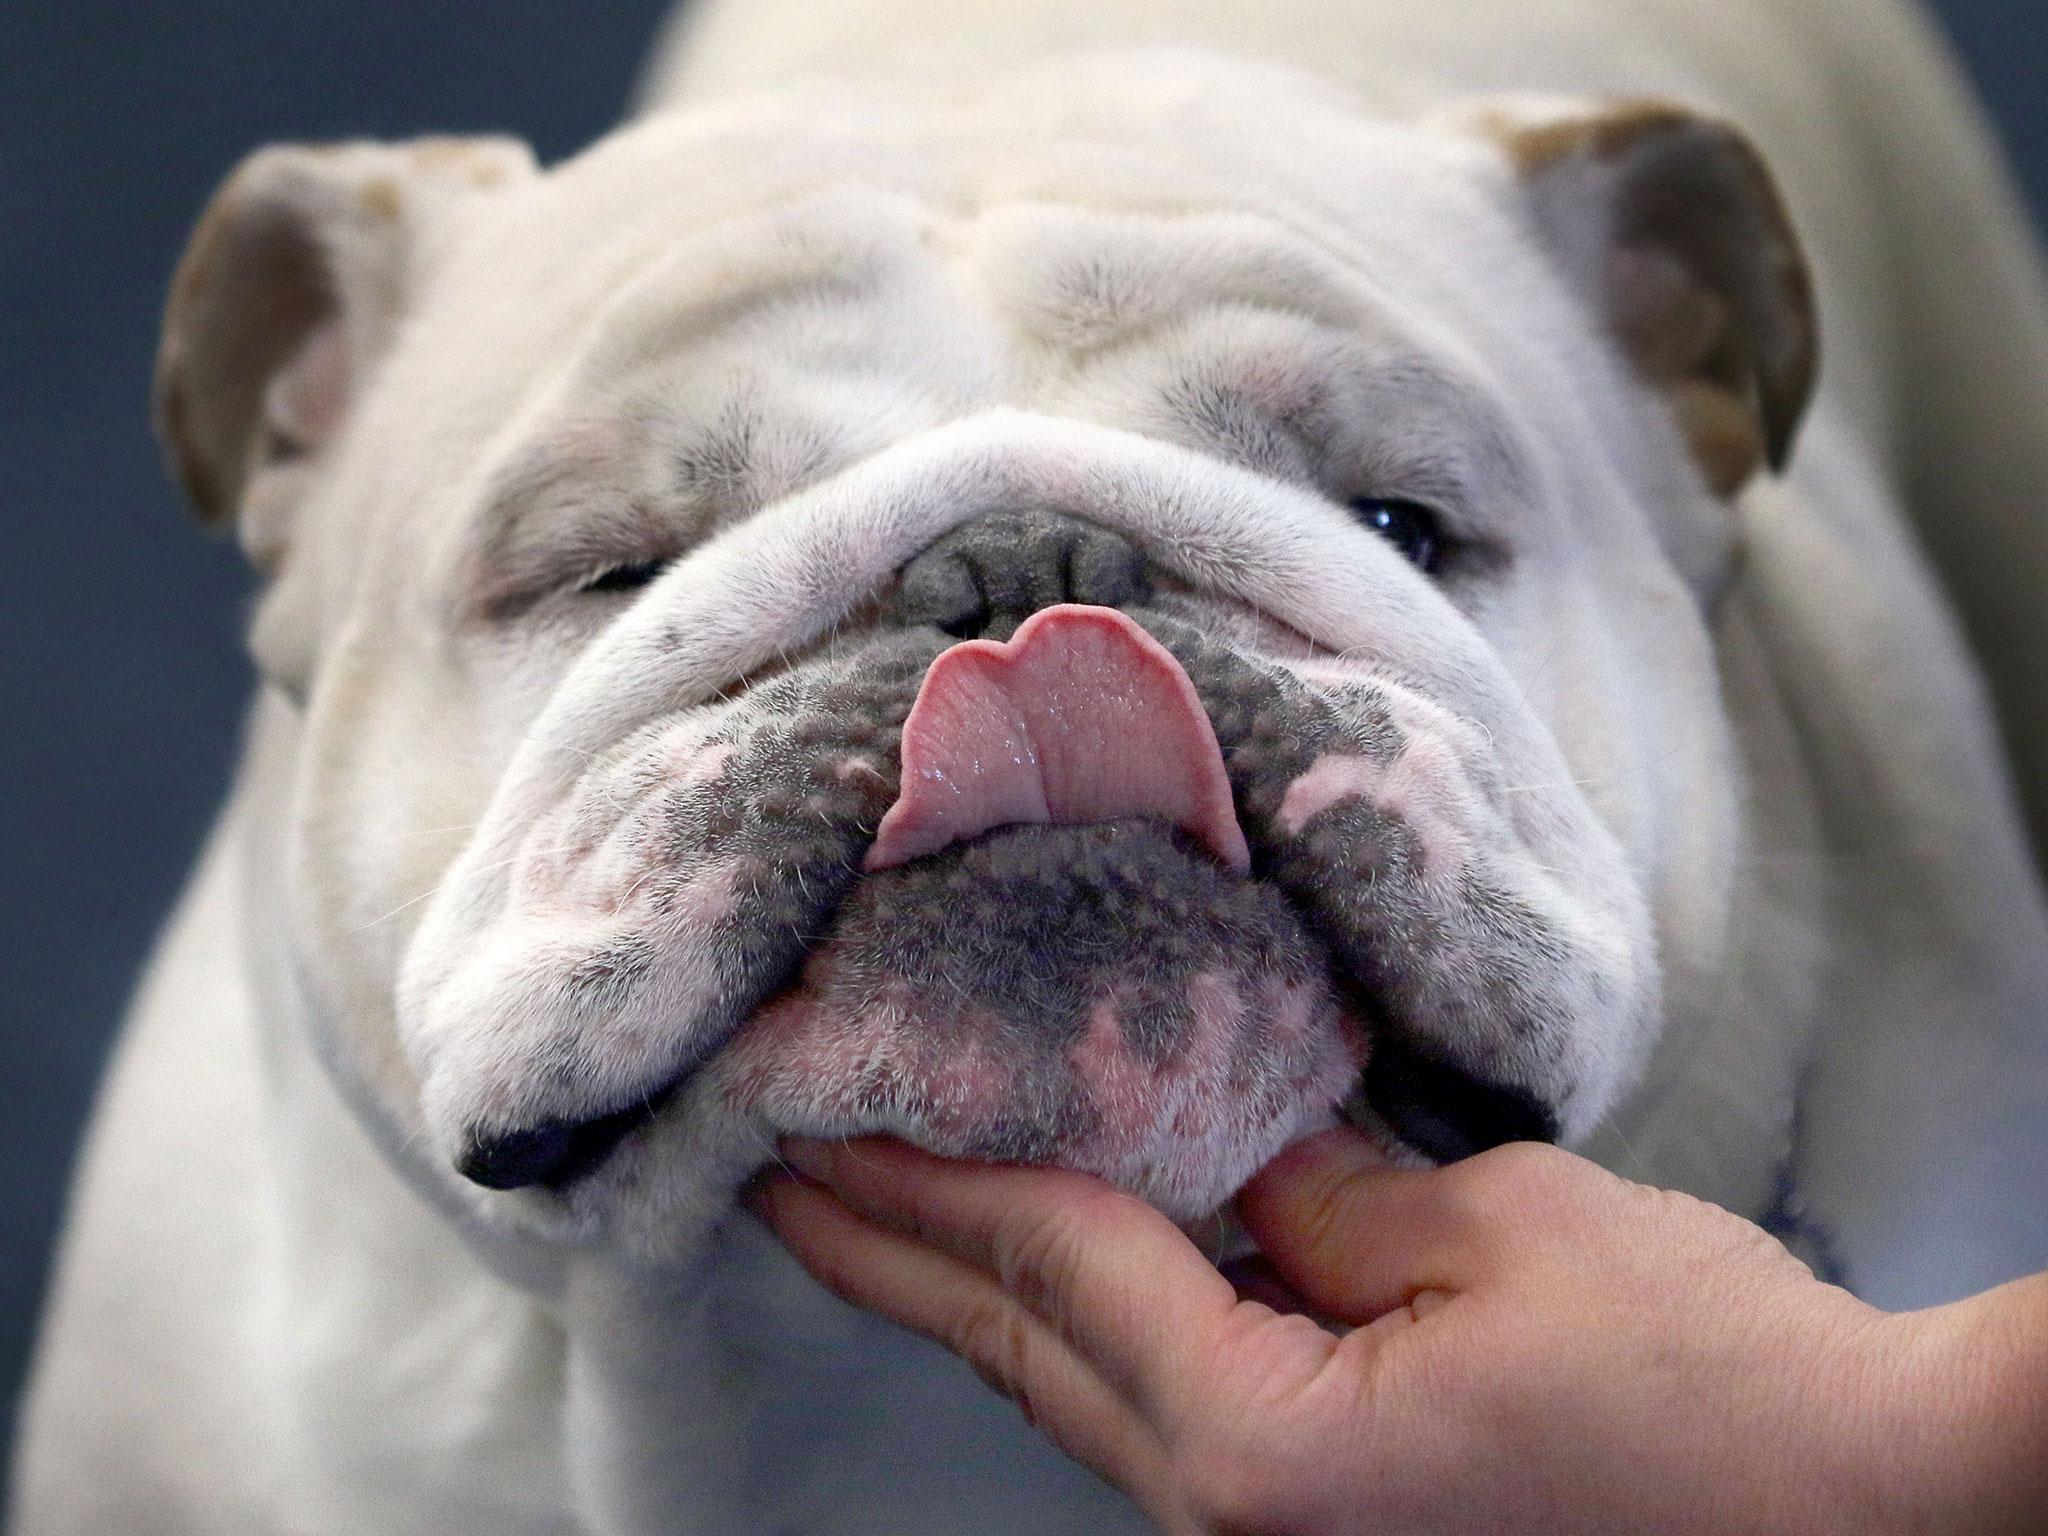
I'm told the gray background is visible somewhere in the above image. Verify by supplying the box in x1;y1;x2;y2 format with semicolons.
1;0;2041;1473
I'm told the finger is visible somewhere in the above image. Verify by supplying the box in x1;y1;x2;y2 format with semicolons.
751;1172;1178;1506
1217;1253;1316;1317
779;1137;1244;1423
1237;1128;1503;1323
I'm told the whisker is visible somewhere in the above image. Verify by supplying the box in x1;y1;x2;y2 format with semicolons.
351;849;530;932
1497;742;1690;797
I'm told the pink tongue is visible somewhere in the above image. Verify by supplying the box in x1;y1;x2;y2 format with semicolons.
865;604;1251;874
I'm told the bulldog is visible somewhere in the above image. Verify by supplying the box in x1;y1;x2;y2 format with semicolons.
14;0;2048;1531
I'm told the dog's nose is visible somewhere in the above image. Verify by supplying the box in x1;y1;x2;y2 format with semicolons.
889;511;1151;640
1360;1036;1559;1163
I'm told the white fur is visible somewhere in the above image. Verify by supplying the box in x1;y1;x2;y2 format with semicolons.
14;3;2048;1533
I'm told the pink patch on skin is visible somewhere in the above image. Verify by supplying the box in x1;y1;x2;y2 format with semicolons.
713;940;1365;1216
722;982;1013;1143
1276;742;1477;877
651;860;741;933
1244;975;1360;1103
1277;752;1386;836
705;957;1370;1221
721;981;876;1116
1064;975;1256;1160
1373;734;1476;876
674;740;735;789
1183;972;1249;1054
835;755;889;787
914;1029;1013;1142
1170;973;1247;1138
1241;975;1315;1056
1070;1000;1157;1146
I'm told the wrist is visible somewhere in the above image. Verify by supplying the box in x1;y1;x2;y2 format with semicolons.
1866;1273;2048;1533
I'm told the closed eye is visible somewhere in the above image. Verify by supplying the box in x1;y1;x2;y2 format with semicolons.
577;559;672;596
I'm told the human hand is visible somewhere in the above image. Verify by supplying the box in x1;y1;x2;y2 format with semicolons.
751;1130;2038;1534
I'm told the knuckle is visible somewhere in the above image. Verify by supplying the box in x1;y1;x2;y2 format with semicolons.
996;1199;1098;1308
1454;1139;1586;1216
950;1299;1037;1405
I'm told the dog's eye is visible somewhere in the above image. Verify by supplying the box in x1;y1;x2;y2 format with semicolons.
577;560;671;596
1351;498;1446;574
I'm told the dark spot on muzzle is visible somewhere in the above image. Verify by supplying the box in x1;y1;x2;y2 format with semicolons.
888;509;1151;640
1360;1035;1559;1163
457;1093;672;1192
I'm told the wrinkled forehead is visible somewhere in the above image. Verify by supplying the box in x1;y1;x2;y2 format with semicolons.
417;64;1519;377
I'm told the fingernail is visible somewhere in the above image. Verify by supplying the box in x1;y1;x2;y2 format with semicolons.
779;1136;833;1182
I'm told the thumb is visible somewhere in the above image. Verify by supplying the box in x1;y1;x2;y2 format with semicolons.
1236;1128;1499;1325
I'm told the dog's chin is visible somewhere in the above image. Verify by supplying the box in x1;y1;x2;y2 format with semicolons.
715;817;1366;1218
702;605;1367;1216
478;816;1366;1254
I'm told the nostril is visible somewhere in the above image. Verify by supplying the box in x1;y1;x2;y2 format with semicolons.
894;548;988;639
456;1096;668;1192
1360;1036;1559;1164
1068;524;1151;611
889;511;1150;641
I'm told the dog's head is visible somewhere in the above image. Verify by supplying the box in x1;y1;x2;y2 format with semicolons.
158;55;1812;1264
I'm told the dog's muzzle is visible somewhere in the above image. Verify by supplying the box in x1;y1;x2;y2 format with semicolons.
397;414;1644;1228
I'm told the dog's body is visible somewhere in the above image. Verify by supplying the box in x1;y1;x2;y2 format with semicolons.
14;1;2048;1532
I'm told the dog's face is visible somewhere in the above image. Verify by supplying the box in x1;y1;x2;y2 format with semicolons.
158;56;1812;1264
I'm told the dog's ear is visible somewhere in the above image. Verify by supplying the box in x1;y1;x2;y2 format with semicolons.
1464;99;1818;496
154;136;536;534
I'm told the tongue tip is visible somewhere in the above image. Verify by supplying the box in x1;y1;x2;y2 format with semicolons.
1207;812;1253;875
1025;607;1251;875
865;604;1250;875
1013;601;1152;640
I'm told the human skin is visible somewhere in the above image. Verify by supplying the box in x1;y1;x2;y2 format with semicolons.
751;1131;2048;1535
